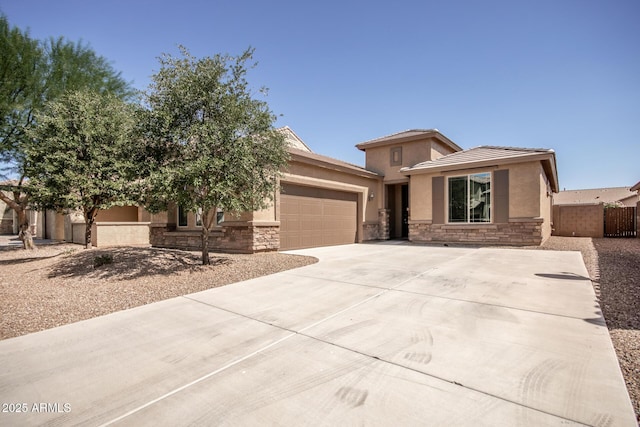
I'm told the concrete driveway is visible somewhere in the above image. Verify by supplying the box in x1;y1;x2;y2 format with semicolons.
0;243;635;426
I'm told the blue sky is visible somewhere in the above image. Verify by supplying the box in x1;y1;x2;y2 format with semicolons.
2;0;638;190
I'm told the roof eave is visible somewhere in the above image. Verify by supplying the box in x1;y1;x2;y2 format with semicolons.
356;130;462;153
403;151;560;192
544;153;560;193
288;148;381;179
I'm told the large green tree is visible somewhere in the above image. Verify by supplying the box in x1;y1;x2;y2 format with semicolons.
141;47;289;264
0;14;132;248
26;90;138;248
0;15;45;248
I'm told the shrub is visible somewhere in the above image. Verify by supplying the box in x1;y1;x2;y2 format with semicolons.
93;254;113;268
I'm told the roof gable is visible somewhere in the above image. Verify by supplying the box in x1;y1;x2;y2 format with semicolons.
279;126;312;152
355;129;462;152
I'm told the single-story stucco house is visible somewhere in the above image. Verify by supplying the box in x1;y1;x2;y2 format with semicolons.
32;127;559;251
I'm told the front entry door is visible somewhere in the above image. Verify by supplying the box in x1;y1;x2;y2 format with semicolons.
386;183;409;239
401;184;409;238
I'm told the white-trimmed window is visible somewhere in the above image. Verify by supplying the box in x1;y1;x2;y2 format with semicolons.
178;205;188;227
177;206;224;228
448;172;491;223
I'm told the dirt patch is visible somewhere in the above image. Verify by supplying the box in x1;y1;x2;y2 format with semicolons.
0;244;316;341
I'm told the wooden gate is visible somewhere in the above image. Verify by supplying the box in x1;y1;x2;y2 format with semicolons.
604;206;637;237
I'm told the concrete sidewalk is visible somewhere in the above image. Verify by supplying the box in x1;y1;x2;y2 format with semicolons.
0;243;635;426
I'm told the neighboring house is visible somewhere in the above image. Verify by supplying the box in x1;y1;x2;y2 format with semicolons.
41;127;560;250
552;185;639;238
554;187;639;207
0;189;14;234
0;182;40;236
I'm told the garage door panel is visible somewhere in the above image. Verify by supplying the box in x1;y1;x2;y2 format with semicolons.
300;201;319;215
280;185;357;250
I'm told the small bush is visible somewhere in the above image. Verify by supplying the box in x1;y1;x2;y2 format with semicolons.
93;254;113;268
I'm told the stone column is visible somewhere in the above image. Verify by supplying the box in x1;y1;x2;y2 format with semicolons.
378;208;390;240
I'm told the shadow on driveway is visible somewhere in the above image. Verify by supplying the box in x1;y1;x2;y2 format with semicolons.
535;272;590;280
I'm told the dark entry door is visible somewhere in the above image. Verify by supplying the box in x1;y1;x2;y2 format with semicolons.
401;184;409;238
387;183;409;239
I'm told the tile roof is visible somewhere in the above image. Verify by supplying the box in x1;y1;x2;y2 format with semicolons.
355;129;462;152
401;146;555;172
554;187;637;205
279;126;379;177
401;145;559;193
358;129;440;145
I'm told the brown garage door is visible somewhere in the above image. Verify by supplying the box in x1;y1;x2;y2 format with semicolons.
280;184;357;250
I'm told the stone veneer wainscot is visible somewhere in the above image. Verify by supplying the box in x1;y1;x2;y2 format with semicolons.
409;218;544;246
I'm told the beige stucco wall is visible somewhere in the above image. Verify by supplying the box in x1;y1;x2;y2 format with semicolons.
149;156;382;232
408;160;548;223
150;210;170;225
96;205;139;222
252;192;280;223
552;204;604;238
71;222;85;245
508;162;542;218
408;173;432;221
431;142;453;161
92;222;150;247
539;168;553;241
618;195;639;207
364;138;457;182
44;210;65;240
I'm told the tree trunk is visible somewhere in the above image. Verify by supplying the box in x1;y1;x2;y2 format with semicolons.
17;208;35;250
0;189;36;250
84;208;98;249
85;221;93;249
201;224;210;265
200;207;218;265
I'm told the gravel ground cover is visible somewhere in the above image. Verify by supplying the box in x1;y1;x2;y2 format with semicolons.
0;237;638;421
0;244;316;340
